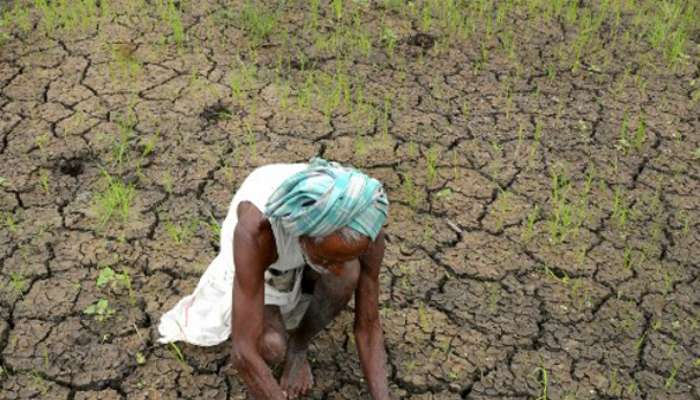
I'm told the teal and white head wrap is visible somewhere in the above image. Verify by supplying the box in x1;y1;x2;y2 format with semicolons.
263;157;389;241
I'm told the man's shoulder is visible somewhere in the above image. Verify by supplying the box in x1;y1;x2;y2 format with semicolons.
236;201;275;249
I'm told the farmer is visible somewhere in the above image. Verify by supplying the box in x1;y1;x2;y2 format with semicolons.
158;157;391;399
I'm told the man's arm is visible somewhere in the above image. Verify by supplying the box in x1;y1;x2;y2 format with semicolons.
355;229;391;400
229;204;286;400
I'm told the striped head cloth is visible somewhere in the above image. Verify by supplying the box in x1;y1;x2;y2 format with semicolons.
263;157;389;241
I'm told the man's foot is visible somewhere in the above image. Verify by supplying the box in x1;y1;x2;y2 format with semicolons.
280;351;314;399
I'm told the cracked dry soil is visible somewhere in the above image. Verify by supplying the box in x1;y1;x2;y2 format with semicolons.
1;0;699;399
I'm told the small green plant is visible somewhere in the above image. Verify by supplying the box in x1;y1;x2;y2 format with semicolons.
168;342;187;366
39;170;50;193
401;173;419;209
93;172;136;227
354;135;368;156
164;219;198;245
633;114;647;150
8;272;27;298
425;146;439;184
381;27;397;58
157;0;186;46
533;363;549;400
664;362;680;389
434;187;452;201
96;265;135;304
83;298;115;322
29;369;48;395
692;146;700;160
229;61;257;101
611;186;629;228
522;204;540;241
546;167;585;244
2;211;17;233
238;0;277;46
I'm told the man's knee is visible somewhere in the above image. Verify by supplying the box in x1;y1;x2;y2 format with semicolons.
261;330;287;365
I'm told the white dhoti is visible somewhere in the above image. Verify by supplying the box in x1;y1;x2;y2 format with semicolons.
157;163;312;346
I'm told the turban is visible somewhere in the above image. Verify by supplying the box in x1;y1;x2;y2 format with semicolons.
263;157;389;241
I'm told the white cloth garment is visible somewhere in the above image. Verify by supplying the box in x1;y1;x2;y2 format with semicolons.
157;162;312;346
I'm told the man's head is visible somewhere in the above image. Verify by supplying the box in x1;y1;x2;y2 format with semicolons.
264;156;389;243
299;227;370;275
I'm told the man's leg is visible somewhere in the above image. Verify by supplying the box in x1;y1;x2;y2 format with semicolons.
260;305;287;366
281;260;361;398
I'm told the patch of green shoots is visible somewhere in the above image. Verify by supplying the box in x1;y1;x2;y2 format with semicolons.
157;0;186;46
83;298;115;322
164;219;198;245
547;168;585;244
93;172;136;227
381;27;398;59
97;265;135;304
522;204;540;242
3;211;18;233
611;186;629;228
239;0;277;46
425;146;439;184
8;272;27;298
39;170;50;193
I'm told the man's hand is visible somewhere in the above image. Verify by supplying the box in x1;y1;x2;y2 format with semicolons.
355;230;391;400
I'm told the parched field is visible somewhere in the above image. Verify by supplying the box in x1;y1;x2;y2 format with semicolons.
1;0;699;399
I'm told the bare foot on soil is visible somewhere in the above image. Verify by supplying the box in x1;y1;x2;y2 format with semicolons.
280;352;314;399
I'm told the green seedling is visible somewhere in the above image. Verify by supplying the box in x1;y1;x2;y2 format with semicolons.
532;363;549;400
664;362;680;389
96;265;134;303
692;146;700;160
425;146;439;185
417;302;431;332
157;0;185;46
8;272;27;298
401;173;419;209
93;172;136;227
38;170;50;193
434;187;452;201
609;368;622;397
229;61;257;101
381;28;397;58
136;351;146;365
200;211;222;242
30;370;48;395
239;0;277;46
611;186;629;228
140;132;159;159
622;247;633;270
2;211;18;234
354;135;368;156
83;298;115;322
522;204;540;241
168;342;187;366
165;218;199;245
162;170;174;194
